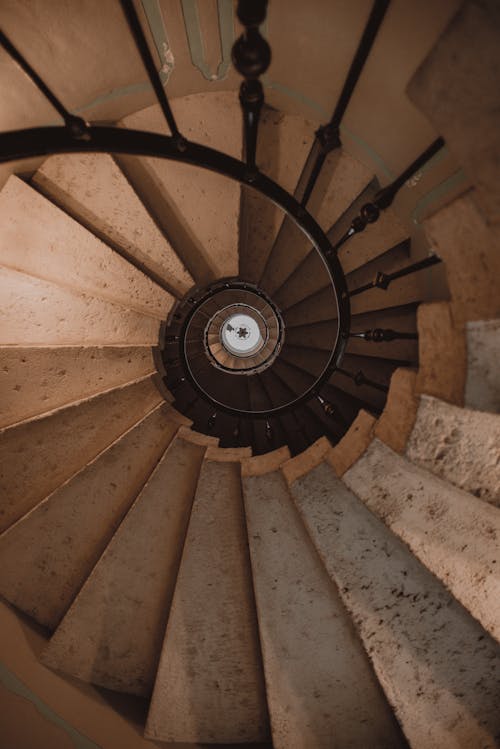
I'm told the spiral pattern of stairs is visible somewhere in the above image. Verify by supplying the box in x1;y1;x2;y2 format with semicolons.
1;1;500;748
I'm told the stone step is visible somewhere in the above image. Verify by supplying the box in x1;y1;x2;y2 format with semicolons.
288;460;500;749
41;429;214;695
241;465;405;749
0;345;155;429
343;439;500;642
465;318;500;413
239;107;313;283
121;92;242;282
145;450;269;744
407;395;500;507
0;404;185;630
0;266;160;346
0;176;173;319
0;376;163;531
33;153;193;298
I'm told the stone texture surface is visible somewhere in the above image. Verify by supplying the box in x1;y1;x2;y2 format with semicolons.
407;395;500;506
465;319;500;412
0;376;162;531
423;194;500;324
34;153;193;296
241;446;291;477
0;267;160;346
243;469;405;749
374;368;419;453
0;176;173;318
123;93;241;280
408;0;500;225
145;459;268;744
282;437;331;486
0;404;180;629
416;301;466;405
290;461;500;749
239;108;314;282
344;439;500;641
327;410;376;476
204;445;252;462
41;435;206;695
0;345;155;429
337;207;407;276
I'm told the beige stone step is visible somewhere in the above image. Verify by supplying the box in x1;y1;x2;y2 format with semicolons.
261;151;371;295
41;432;209;695
465;319;500;413
0;376;163;531
121;92;241;281
343;439;500;642
407;395;500;507
242;467;405;749
145;456;268;744
0;176;173;319
0;345;155;429
0;267;160;346
288;460;500;749
33;153;193;298
239;108;314;282
0;403;183;630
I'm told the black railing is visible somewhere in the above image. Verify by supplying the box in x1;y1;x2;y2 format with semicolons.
0;0;445;439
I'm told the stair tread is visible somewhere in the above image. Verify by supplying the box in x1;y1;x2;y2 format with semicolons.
42;433;206;695
243;468;405;749
122;93;241;281
344;438;500;642
33;153;193;296
465;318;500;413
0;404;180;629
0;376;162;532
407;394;500;506
145;458;268;743
0;175;173;319
0;266;160;346
289;460;500;749
0;345;155;430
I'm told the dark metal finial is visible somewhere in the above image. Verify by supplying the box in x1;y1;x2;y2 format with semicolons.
207;412;217;431
265;420;273;441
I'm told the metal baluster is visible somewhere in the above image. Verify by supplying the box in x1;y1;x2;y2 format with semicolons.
232;0;271;173
119;0;183;145
0;28;88;137
329;138;445;255
350;328;418;342
348;254;442;297
336;368;389;393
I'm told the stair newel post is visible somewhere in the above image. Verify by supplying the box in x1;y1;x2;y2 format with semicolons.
232;0;271;174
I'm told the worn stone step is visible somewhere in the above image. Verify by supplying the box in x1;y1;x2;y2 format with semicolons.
0;267;160;346
0;404;185;629
41;429;214;695
288;460;500;749
465;318;500;413
343;438;500;642
33;153;193;298
0;345;155;429
242;465;405;749
407;395;500;507
0;176;173;319
145;450;269;744
0;376;163;531
121;92;241;282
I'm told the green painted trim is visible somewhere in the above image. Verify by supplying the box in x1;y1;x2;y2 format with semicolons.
0;661;100;749
182;0;234;81
140;0;175;84
75;81;151;115
411;168;468;224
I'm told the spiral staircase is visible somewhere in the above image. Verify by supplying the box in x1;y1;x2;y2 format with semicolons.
0;1;499;748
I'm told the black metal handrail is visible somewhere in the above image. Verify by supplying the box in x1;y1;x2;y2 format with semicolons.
0;1;445;433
